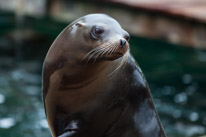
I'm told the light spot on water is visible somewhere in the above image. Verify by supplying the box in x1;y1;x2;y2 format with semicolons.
11;69;41;84
161;86;175;95
0;94;5;104
196;50;206;62
0;117;16;129
172;109;182;119
203;117;206;125
154;99;161;108
189;112;199;122
11;69;24;81
38;119;49;128
0;77;9;87
24;85;40;95
185;83;198;95
175;122;205;136
174;92;188;104
182;74;192;84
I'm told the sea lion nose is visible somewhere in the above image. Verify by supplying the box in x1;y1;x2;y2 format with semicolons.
120;39;126;48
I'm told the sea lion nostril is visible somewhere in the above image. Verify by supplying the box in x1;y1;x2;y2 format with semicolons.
120;39;126;48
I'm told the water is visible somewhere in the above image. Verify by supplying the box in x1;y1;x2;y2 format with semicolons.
0;12;206;137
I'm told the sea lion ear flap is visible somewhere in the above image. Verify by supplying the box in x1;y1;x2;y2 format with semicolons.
75;21;85;27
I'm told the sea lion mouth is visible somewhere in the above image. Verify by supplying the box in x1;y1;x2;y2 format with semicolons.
81;51;125;63
95;49;130;62
97;42;129;61
114;52;123;56
101;52;123;60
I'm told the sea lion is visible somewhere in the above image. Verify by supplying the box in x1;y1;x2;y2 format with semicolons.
42;13;167;137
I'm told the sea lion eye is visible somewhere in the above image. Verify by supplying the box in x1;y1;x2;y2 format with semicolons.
91;26;104;38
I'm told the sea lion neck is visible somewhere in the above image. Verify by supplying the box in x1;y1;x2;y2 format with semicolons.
59;60;112;89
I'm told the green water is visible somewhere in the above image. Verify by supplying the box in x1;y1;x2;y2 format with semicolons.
0;12;206;137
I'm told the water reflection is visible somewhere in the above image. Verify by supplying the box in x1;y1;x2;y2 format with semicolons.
0;60;50;137
196;50;206;62
0;94;5;104
161;86;175;96
189;112;199;122
175;123;205;137
38;119;49;129
185;83;198;95
174;92;188;104
0;118;15;129
182;74;192;84
172;109;181;119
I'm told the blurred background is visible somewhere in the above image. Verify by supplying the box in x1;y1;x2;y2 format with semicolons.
0;0;206;137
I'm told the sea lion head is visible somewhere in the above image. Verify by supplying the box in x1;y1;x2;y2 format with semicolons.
45;14;130;65
75;14;130;62
77;14;130;61
70;14;130;62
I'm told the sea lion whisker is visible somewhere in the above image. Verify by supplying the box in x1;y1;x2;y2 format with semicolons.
97;42;111;49
106;41;128;77
109;43;117;55
100;47;110;57
91;43;111;61
96;45;108;51
99;44;114;57
92;43;111;57
81;47;101;62
120;51;129;68
114;43;119;53
109;42;118;57
107;46;115;55
108;51;129;77
117;51;129;70
97;46;109;57
105;44;114;55
106;48;113;55
93;49;108;62
84;48;105;64
83;44;110;63
107;59;123;77
94;49;107;60
106;43;115;55
110;43;116;54
97;43;112;51
86;49;103;63
85;43;112;63
87;44;111;62
93;43;112;58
